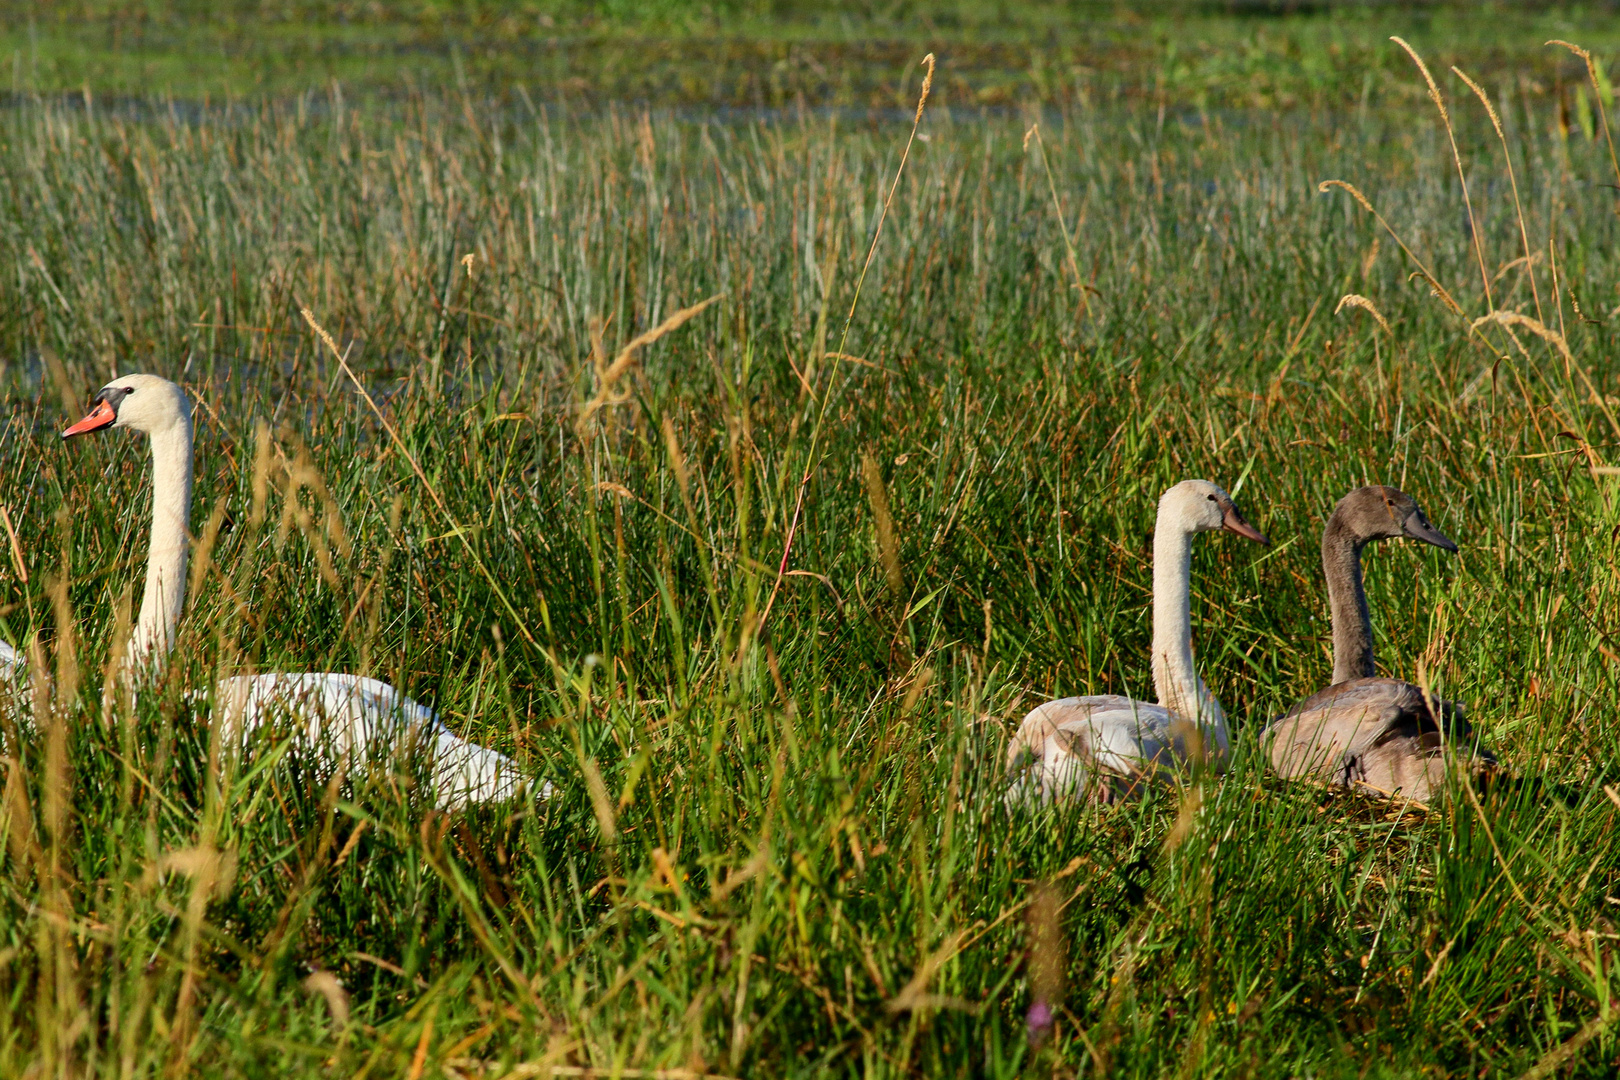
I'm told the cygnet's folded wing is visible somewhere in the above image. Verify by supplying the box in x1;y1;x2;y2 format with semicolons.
1265;677;1479;801
1007;695;1188;805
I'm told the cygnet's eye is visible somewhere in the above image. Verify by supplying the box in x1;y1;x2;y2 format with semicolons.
1207;494;1216;502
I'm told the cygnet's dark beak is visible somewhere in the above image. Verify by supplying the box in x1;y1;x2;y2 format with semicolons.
1404;513;1458;552
1221;502;1269;545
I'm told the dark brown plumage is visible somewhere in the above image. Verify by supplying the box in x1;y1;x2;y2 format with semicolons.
1264;486;1493;803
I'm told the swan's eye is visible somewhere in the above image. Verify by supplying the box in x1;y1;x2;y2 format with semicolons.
1206;494;1216;502
121;387;135;395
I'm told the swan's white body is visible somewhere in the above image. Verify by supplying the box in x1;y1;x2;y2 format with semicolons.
5;373;528;810
1005;481;1265;805
213;673;523;808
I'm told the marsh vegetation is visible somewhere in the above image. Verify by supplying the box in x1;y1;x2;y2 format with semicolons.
3;5;1620;1075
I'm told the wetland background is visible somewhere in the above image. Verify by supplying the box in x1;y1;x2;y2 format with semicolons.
3;1;1620;1076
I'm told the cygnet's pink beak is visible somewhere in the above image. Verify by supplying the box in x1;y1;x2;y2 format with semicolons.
1221;503;1269;545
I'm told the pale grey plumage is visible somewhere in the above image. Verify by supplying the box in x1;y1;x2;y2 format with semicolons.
1006;480;1267;805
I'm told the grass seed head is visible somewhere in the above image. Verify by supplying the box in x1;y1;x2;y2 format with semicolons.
1335;294;1393;336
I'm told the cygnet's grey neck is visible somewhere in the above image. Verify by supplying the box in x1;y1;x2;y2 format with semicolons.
1321;512;1375;686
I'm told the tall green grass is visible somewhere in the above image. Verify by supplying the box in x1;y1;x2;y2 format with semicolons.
2;37;1620;1077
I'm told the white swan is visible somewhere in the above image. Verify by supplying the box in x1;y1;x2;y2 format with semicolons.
5;373;531;810
1005;480;1269;805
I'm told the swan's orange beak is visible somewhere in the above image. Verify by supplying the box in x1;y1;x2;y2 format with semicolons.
62;398;117;439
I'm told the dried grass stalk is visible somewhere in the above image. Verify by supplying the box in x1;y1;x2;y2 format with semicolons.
1025;882;1064;1047
1454;64;1545;325
861;451;903;595
576;293;724;437
1470;310;1572;364
581;756;618;843
303;970;351;1030
1408;271;1466;317
1335;294;1393;336
301;305;538;646
1025;123;1090;316
1391;36;1448;123
1549;40;1620;190
0;504;26;584
1391;37;1492;311
762;52;938;630
249;419;273;529
1320;180;1465;316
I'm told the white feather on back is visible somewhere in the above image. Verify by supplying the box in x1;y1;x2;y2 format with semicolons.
211;673;536;809
1006;694;1231;805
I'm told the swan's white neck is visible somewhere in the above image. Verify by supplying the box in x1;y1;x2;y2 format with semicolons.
1149;518;1224;729
129;414;193;679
